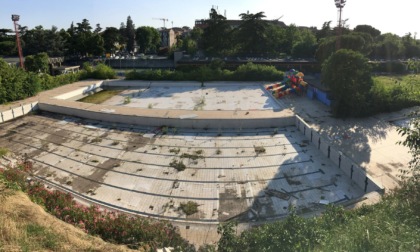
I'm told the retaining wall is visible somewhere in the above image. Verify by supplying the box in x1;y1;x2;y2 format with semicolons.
295;115;384;194
0;102;39;123
38;101;295;129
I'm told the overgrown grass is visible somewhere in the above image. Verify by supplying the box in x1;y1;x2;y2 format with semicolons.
78;90;122;104
370;74;420;113
0;147;9;157
218;182;420;251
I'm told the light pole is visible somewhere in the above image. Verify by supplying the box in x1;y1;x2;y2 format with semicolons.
335;0;346;50
11;14;24;69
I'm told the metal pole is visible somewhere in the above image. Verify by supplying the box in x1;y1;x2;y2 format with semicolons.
12;18;24;69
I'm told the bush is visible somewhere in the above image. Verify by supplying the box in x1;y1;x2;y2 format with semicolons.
90;63;116;79
0;163;193;250
126;62;283;82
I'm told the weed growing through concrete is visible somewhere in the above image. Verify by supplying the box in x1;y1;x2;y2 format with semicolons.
161;126;168;135
169;148;181;154
111;140;119;146
148;103;153;109
216;148;222;155
180;150;204;160
0;147;9;157
179;201;199;216
91;137;102;143
254;146;266;154
169;159;186;171
123;96;131;104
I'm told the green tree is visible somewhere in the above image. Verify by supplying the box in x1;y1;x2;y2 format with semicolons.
316;33;373;63
201;8;233;56
371;33;404;60
125;16;136;53
291;28;317;58
23;26;66;56
237;11;268;55
353;24;381;38
0;28;15;56
316;21;334;41
135;26;160;53
101;27;121;53
322;49;373;117
25;52;49;73
217;222;238;252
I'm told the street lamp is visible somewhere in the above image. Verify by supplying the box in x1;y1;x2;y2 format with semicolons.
11;14;24;69
335;0;346;50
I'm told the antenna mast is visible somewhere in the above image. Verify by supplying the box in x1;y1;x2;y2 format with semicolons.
11;14;24;69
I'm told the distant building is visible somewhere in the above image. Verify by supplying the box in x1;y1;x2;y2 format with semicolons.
159;27;190;48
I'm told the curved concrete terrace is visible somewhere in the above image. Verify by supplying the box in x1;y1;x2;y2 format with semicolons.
0;79;413;246
37;80;295;129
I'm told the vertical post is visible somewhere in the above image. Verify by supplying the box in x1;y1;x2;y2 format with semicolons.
12;15;24;69
327;146;331;158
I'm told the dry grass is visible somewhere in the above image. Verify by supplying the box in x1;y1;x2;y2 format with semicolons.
0;184;133;252
78;90;122;104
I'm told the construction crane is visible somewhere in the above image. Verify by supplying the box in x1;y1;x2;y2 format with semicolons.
153;18;168;28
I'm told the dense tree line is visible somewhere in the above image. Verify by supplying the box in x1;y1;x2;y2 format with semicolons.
1;8;420;60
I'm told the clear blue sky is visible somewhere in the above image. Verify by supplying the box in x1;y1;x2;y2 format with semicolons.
1;0;418;37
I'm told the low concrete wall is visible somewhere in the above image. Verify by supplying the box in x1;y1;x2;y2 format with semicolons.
0;102;39;123
54;81;103;100
38;101;295;129
103;80;203;89
295;115;384;194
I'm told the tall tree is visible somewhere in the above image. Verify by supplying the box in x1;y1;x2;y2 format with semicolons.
201;8;233;56
237;11;268;55
0;28;15;56
291;28;317;58
135;26;160;53
125;16;136;53
353;24;381;38
322;49;373;117
102;27;122;53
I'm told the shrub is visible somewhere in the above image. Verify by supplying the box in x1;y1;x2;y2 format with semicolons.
169;159;186;171
0;163;193;250
125;62;283;82
90;63;116;79
179;201;199;216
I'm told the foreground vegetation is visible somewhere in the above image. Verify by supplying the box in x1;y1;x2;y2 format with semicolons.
0;161;193;251
126;62;284;82
0;58;116;104
217;182;420;251
0;184;132;251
